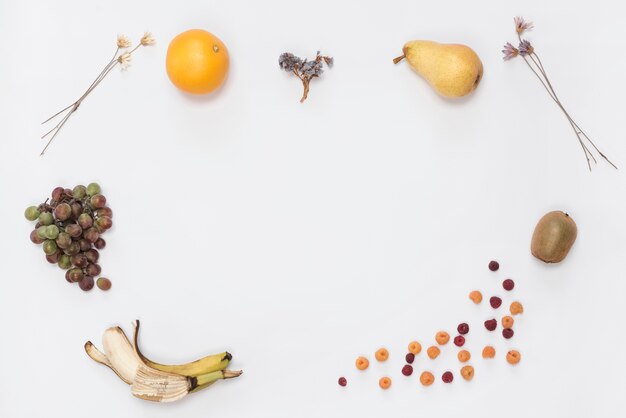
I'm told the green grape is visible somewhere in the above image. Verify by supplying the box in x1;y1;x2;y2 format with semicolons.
24;206;40;221
96;277;111;291
54;203;72;221
78;213;93;229
39;212;54;226
55;232;72;249
45;224;59;240
58;254;71;270
36;225;48;239
43;240;58;255
87;182;101;196
90;194;106;209
65;224;82;238
68;268;84;283
72;185;87;199
64;241;80;256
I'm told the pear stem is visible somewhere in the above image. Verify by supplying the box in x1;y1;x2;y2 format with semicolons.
392;54;406;64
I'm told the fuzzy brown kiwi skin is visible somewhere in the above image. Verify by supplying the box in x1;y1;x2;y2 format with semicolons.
531;211;578;263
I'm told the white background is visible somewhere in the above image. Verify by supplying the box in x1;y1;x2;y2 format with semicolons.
1;0;625;417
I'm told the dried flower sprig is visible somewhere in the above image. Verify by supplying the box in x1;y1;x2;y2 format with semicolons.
41;32;155;156
503;17;615;170
279;51;333;103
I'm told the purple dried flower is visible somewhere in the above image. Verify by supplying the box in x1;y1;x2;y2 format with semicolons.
518;40;534;56
278;51;333;102
502;42;519;61
514;16;534;34
279;53;302;72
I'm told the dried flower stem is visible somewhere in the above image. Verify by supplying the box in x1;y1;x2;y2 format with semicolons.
279;51;333;103
504;19;615;170
41;35;153;155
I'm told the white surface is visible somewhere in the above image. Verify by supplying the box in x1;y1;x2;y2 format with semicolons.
1;0;625;416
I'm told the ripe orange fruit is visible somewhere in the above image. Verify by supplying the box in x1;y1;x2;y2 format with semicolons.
166;29;229;94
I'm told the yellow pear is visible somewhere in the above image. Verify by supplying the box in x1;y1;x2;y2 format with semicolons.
394;40;483;98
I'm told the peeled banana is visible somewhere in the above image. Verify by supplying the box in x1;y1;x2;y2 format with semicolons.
85;322;242;403
132;320;231;377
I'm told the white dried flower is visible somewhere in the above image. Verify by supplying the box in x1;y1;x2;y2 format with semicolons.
117;35;131;49
140;32;155;46
117;52;132;69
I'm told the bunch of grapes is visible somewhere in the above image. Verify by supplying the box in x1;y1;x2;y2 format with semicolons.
24;183;113;292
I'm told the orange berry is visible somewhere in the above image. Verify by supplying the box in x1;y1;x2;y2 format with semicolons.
435;331;450;345
469;290;483;304
408;341;422;355
460;365;475;381
482;346;496;359
166;29;230;95
375;348;389;362
379;376;392;389
355;356;369;370
427;346;441;359
457;350;471;363
502;315;514;329
420;371;435;386
506;350;521;365
510;301;524;315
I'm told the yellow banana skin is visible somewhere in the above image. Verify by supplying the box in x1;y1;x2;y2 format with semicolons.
190;369;243;393
132;320;231;377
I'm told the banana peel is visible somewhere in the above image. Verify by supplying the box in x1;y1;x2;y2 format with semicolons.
85;321;242;402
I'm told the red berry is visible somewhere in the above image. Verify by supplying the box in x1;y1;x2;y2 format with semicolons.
405;353;415;364
488;260;499;271
442;371;454;383
490;296;502;309
402;365;413;376
453;335;465;347
502;328;514;339
338;377;347;387
484;318;497;331
457;323;469;335
503;279;515;291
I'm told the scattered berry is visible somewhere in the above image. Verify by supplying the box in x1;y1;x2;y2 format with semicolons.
457;323;469;335
96;277;111;291
435;331;450;345
457;350;471;363
375;348;389;362
482;346;496;358
427;346;441;359
460;365;474;381
484;318;497;331
442;371;454;383
408;341;422;355
405;353;415;364
420;371;434;386
488;260;500;271
502;328;514;339
338;377;347;387
506;350;521;365
503;278;515;291
510;301;524;315
469;290;483;304
490;296;502;309
501;315;514;329
402;365;413;376
379;376;392;390
355;356;369;370
453;335;465;347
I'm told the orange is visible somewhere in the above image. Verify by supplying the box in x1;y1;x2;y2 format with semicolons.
166;29;229;94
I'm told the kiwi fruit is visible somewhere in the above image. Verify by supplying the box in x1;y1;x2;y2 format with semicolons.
531;211;577;263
